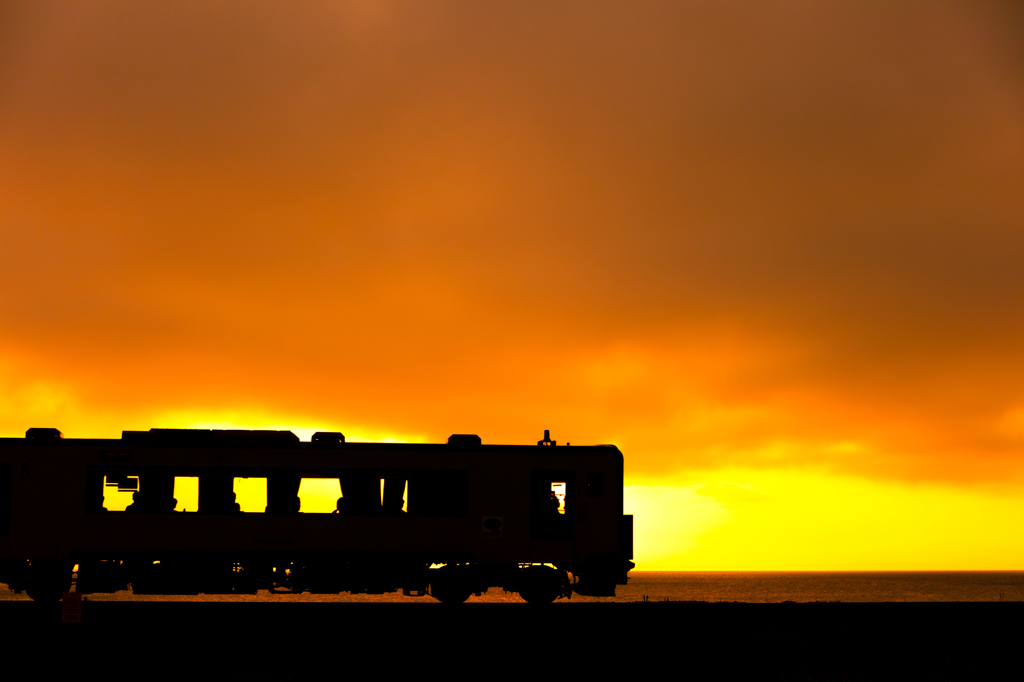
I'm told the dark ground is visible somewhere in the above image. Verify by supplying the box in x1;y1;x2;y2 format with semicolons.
1;601;1019;680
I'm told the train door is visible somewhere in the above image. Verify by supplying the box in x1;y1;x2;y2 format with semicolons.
529;469;575;562
574;470;611;561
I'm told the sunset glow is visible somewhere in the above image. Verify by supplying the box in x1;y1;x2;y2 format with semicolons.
3;1;1024;569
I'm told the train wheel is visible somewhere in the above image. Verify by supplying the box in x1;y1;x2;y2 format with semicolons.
25;585;64;602
429;566;472;604
25;561;72;602
431;582;472;604
517;565;566;604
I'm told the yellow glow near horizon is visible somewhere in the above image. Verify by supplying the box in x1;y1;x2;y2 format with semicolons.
628;469;1024;571
177;418;428;445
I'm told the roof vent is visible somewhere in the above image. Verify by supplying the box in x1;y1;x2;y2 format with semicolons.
447;434;482;446
312;431;345;443
537;429;556;446
26;427;63;439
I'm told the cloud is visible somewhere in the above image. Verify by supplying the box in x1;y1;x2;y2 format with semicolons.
2;1;1024;490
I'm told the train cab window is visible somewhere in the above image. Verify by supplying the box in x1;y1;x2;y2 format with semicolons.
586;472;605;498
173;477;199;512
530;470;576;540
550;482;566;514
297;478;342;514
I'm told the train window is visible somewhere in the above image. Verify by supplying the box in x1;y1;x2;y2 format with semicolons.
233;477;267;513
333;474;409;515
173;477;199;512
381;477;408;515
98;471;176;512
103;474;138;511
586;472;605;497
297;478;342;514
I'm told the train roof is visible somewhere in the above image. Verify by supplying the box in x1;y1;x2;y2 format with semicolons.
1;427;621;454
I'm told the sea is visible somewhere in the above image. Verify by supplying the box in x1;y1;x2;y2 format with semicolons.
4;571;1023;603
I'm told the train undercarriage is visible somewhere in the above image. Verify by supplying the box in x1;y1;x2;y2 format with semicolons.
0;554;632;604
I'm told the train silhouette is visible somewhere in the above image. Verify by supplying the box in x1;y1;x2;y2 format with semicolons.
0;427;633;602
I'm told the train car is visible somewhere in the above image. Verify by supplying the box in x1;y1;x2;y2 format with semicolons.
0;427;633;602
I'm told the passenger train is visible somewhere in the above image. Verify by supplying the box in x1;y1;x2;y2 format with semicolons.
0;427;633;602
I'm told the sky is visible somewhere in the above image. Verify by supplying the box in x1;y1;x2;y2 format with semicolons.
2;1;1024;569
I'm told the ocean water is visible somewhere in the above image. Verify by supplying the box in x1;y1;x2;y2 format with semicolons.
4;571;1023;603
608;571;1024;603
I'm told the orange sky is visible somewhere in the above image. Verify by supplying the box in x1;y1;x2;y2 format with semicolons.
2;1;1024;569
